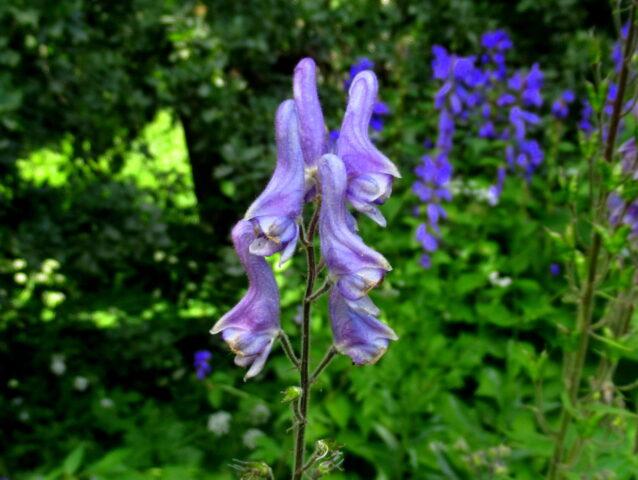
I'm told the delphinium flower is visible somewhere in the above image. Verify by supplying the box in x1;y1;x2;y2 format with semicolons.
413;30;548;267
551;90;576;120
578;100;595;134
413;45;483;267
194;350;213;380
481;29;512;81
211;220;281;380
620;138;637;179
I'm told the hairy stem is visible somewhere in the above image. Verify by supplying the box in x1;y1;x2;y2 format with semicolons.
547;7;636;478
280;331;300;369
310;346;337;384
292;202;321;480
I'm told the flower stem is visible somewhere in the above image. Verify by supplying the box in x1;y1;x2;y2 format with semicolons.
310;346;337;384
547;7;636;478
280;331;300;369
292;201;321;480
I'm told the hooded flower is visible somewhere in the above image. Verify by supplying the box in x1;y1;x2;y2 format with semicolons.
318;154;391;301
329;290;397;364
336;71;401;226
211;220;280;380
293;58;328;167
244;100;305;264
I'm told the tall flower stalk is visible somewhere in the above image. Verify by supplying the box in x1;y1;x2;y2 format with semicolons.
211;57;398;479
547;5;637;478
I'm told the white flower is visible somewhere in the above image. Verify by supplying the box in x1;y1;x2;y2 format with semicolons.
153;251;166;262
42;291;66;308
50;354;66;376
100;398;114;409
42;259;60;274
242;429;265;450
250;404;271;425
73;376;89;391
12;258;27;270
14;272;28;285
207;411;231;437
34;272;48;283
488;271;512;288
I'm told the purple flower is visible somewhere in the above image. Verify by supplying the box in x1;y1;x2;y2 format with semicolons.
318;154;391;301
244;100;304;264
194;350;213;380
551;90;575;119
345;57;375;90
344;58;390;133
509;106;540;140
487;167;506;206
550;263;561;277
329;290;397;365
416;224;438;252
608;193;625;226
508;64;543;107
578;100;594;134
620;138;638;179
336;71;401;226
294;58;328;167
481;30;513;51
211;221;280;380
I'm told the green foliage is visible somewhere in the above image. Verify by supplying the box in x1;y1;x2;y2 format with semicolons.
1;1;636;479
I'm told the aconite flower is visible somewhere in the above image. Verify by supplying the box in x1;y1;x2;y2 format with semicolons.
336;71;401;226
318;154;391;300
329;290;397;364
211;220;280;380
244;100;305;265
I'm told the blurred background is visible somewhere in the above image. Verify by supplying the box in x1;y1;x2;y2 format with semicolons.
0;0;633;479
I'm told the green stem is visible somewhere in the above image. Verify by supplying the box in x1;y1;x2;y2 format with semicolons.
547;6;636;478
310;346;337;384
292;202;321;480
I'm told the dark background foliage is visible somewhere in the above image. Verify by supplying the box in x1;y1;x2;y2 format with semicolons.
1;1;635;479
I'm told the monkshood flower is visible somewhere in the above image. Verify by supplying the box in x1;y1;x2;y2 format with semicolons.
336;70;401;226
293;58;327;168
551;90;576;119
333;57;390;136
211;220;280;380
550;263;561;277
194;350;213;380
244;100;305;264
329;289;397;364
318;154;391;301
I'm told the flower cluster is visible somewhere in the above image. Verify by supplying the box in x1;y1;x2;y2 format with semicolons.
414;30;545;267
212;58;398;377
